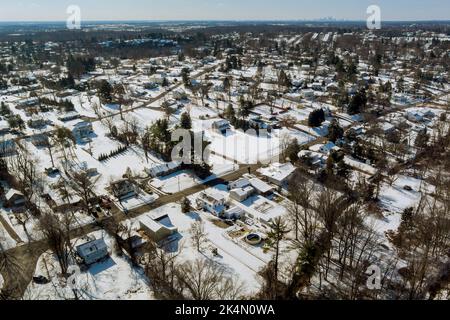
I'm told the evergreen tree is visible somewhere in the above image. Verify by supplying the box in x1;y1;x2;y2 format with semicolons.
348;88;367;115
97;80;113;104
224;104;235;121
308;109;325;127
327;119;344;142
180;112;192;130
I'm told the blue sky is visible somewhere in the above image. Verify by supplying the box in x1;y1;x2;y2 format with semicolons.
0;0;449;21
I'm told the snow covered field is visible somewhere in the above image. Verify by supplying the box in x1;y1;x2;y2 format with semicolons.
24;230;153;300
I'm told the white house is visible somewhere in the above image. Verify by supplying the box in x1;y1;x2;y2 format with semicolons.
146;161;181;178
110;179;137;200
139;213;178;243
310;141;338;155
0;120;10;134
149;74;165;85
405;109;435;123
196;192;227;216
302;89;315;99
76;239;109;265
228;177;250;190
58;111;80;122
258;162;296;187
229;186;255;202
71;121;93;140
249;178;274;197
172;88;187;100
5;188;26;207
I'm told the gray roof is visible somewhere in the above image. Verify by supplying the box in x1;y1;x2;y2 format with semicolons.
76;239;107;257
249;178;273;194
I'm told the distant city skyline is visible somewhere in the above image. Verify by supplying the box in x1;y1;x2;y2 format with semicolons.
0;0;449;22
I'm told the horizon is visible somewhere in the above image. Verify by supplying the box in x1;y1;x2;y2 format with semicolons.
1;18;450;24
0;0;449;22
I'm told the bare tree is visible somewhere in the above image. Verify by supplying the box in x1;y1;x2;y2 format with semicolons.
69;171;96;213
287;172;318;245
190;220;207;252
0;242;23;299
178;258;245;300
144;247;185;300
7;143;43;205
38;211;73;275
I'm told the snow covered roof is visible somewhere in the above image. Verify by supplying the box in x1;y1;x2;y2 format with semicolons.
5;188;24;201
76;239;107;257
0;120;9;132
249;178;273;194
146;161;181;177
258;162;296;183
310;142;336;154
140;214;166;233
198;191;226;204
229;178;250;189
230;186;255;198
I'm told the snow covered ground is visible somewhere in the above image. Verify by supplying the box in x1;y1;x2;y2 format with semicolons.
142;201;265;296
0;222;17;250
24;230;153;300
368;174;435;243
206;129;281;164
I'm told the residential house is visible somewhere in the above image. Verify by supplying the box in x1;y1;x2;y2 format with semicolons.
249;178;274;197
302;89;315;99
0;135;16;156
0;119;10;134
196;192;227;216
28;116;46;128
229;186;255;202
228;177;250;190
139;213;178;243
71;121;93;141
258;162;296;187
172;89;187;100
310;141;339;155
58;111;80;122
311;82;323;91
5;188;26;207
223;206;244;220
30;133;49;147
212;119;231;134
110;179;137;200
76;239;109;265
146;161;181;178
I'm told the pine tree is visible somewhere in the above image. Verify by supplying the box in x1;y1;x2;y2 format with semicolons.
180;112;192;130
308;109;325;127
327;119;344;142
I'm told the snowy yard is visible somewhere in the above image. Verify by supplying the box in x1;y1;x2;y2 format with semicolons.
24;230;153;300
